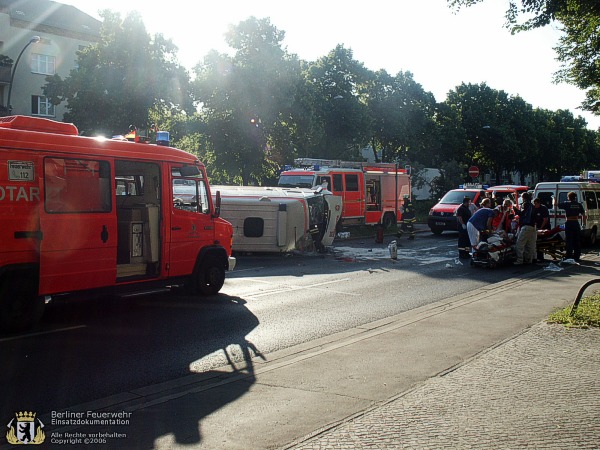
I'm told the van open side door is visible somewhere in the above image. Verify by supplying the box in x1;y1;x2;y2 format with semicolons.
39;157;118;294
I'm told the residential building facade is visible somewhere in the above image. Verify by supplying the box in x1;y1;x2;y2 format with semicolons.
0;0;100;119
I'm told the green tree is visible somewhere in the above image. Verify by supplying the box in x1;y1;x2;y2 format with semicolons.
431;102;469;168
43;10;192;136
193;17;301;185
554;9;600;113
448;0;599;31
300;45;372;160
445;83;516;183
448;0;600;116
367;69;437;164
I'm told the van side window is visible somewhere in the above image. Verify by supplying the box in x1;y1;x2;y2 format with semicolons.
172;177;210;214
585;191;598;210
557;192;571;205
316;176;331;190
44;158;111;213
332;174;343;193
536;192;554;209
244;217;264;237
345;174;359;192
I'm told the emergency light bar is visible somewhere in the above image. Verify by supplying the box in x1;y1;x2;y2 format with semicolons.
459;183;489;189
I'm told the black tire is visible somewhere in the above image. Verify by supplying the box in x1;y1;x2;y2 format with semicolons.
382;213;395;230
588;228;597;246
0;274;44;334
197;258;225;296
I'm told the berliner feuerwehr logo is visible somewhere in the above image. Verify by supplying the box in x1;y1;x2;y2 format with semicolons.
6;411;45;445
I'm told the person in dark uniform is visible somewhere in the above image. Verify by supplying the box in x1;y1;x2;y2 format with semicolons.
456;196;472;258
398;196;416;240
558;191;585;262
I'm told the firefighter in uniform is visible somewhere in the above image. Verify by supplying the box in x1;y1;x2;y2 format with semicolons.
398;196;416;240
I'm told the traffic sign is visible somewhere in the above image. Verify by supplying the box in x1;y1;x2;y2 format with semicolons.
468;166;480;178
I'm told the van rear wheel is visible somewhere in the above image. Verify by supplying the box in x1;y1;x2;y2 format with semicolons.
588;227;597;246
197;258;225;296
382;212;395;230
0;274;44;333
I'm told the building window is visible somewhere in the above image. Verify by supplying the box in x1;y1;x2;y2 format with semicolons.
31;53;55;75
32;96;55;117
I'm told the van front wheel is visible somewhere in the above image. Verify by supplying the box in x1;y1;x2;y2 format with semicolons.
197;258;225;296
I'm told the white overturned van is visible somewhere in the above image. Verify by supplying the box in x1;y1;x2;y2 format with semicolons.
534;181;600;245
210;186;343;253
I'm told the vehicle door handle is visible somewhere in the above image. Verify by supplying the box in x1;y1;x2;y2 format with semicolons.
101;225;109;243
14;231;43;240
172;226;182;230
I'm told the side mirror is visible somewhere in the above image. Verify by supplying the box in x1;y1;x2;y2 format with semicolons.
214;191;221;218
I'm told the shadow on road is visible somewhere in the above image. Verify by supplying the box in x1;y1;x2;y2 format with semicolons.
0;292;262;448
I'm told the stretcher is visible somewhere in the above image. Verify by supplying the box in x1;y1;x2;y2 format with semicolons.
536;226;565;261
471;226;566;268
470;232;517;268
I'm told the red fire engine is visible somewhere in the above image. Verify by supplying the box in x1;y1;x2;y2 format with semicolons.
0;116;235;333
278;158;411;228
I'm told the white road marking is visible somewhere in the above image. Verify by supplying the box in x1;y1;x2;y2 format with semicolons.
247;278;360;299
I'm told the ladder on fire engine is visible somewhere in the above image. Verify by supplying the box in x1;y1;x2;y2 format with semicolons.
293;158;407;173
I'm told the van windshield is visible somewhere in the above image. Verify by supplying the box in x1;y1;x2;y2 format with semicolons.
439;190;477;205
278;174;315;188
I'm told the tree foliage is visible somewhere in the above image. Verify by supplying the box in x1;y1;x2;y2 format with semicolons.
448;0;599;31
43;9;600;187
447;0;600;116
439;82;598;184
300;45;372;160
554;8;600;112
192;17;301;185
43;10;192;136
367;70;436;164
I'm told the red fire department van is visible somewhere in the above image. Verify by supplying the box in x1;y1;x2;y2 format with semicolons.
0;116;235;333
278;158;411;228
428;184;488;234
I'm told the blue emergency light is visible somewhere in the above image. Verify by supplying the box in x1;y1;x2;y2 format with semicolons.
156;131;170;146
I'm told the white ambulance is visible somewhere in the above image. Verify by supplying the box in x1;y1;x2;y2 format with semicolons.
533;181;600;245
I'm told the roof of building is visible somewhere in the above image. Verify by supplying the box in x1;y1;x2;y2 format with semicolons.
0;0;101;38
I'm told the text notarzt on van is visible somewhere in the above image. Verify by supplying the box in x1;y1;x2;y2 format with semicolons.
0;115;235;333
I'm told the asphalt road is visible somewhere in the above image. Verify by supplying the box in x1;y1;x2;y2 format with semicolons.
0;231;573;421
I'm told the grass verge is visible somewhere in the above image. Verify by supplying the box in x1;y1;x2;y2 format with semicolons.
547;293;600;328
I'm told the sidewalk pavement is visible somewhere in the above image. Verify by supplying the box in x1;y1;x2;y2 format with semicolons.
32;246;600;449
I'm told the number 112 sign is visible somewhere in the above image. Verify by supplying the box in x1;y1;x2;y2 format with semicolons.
8;160;35;181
